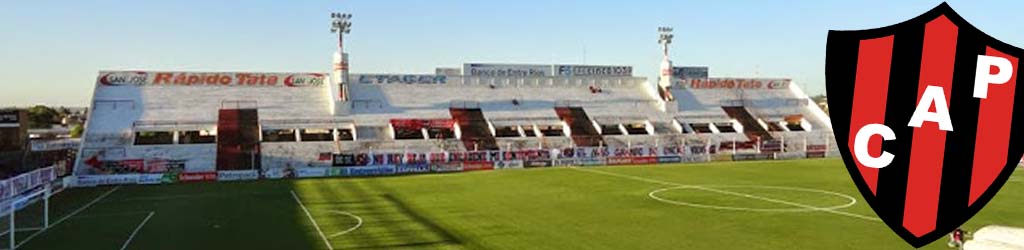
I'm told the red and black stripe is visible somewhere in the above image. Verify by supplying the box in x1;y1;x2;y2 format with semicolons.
826;3;1024;247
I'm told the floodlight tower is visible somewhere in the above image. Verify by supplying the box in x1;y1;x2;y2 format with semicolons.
331;12;352;101
657;26;674;87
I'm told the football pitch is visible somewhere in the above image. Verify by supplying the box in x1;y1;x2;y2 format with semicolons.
11;158;1024;249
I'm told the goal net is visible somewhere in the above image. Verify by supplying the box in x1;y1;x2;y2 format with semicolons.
0;167;58;250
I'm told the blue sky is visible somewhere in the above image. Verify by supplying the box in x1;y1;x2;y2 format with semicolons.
0;0;1019;107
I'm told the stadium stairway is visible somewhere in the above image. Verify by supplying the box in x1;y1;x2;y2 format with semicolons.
722;106;774;141
450;108;500;151
555;107;604;147
217;109;261;170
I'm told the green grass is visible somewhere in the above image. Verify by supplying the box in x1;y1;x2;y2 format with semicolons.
12;158;1024;249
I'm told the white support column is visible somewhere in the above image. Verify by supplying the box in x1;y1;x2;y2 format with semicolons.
10;200;15;250
44;185;50;229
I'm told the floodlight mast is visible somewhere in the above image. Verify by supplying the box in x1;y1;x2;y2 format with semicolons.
657;27;675;85
330;13;353;52
330;12;353;104
658;27;673;61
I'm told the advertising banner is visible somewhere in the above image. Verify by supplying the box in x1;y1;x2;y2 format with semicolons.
776;152;806;160
97;71;326;87
672;66;709;80
136;174;164;185
295;168;329;178
732;153;776;161
76;174;140;187
327;167;346;177
431;162;463;173
807;144;829;152
631;156;658;165
461;161;494;171
681;78;791;90
262;168;294;179
555;65;632;76
679;155;708;163
607;157;633;165
217;170;259;181
552;159;579;166
396;163;430;174
806;151;827;158
178;172;217;183
161;171;180;184
333;154;357;167
463;63;552;77
353;74;447;84
29;139;80;152
345;165;397;177
711;154;735;162
0;110;19;124
494;160;524;169
578;157;606;166
524;160;552;168
657;156;682;164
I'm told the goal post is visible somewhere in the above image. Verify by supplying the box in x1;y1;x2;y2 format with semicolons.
0;185;52;250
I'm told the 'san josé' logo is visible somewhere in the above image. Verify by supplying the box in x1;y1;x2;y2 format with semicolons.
826;3;1023;247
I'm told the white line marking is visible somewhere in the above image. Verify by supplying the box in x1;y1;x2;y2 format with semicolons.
14;186;121;249
71;211;155;219
649;185;858;212
119;211;154;250
291;190;334;250
570;167;882;222
328;210;363;238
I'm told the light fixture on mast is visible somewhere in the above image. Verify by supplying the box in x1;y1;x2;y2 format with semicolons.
330;13;353;51
658;26;673;57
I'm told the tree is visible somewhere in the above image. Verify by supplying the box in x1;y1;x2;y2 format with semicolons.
810;94;829;116
27;105;59;129
70;124;84;138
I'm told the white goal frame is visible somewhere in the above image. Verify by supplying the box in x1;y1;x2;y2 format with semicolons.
0;186;53;250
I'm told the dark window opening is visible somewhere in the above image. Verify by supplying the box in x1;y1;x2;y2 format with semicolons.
262;129;296;142
300;128;333;142
427;128;454;139
522;127;537;137
690;124;713;133
394;128;424;140
135;131;174;145
715;123;737;133
538;125;564;137
178;130;216;144
624;124;648;135
337;129;355;141
786;122;805;131
600;124;623;135
494;126;520;137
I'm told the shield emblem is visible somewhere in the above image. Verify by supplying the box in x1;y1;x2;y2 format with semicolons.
827;3;1024;247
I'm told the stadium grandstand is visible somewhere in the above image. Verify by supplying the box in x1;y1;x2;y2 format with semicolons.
74;19;839;179
71;22;836;180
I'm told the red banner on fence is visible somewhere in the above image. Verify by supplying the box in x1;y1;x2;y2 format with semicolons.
178;172;217;182
462;161;494;171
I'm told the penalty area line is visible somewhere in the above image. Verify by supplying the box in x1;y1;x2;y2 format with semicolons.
569;167;881;222
119;211;155;250
291;190;334;250
14;185;121;249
